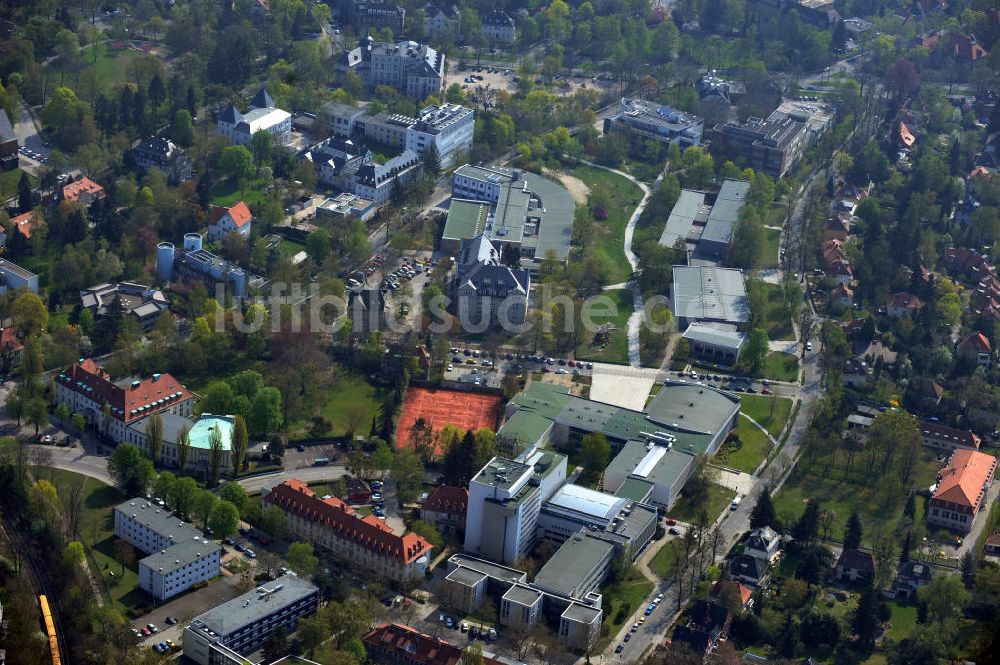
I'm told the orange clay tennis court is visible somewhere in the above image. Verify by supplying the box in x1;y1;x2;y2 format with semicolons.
396;386;503;456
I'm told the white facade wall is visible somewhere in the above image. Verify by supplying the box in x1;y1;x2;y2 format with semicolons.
140;550;222;600
54;382;195;444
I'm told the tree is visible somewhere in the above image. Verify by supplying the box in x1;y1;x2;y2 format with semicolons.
578;432;611;477
851;584;880;653
192;489;218;529
261;626;289;664
248;387;282;436
259;505;286;538
208;500;241;540
792;500;820;546
409;520;443;550
108;444;155;496
153;471;176;502
800;612;840;649
392;449;424;504
11;292;49;336
306;228;332;264
171;109;194;146
220;482;249;513
145;412;164;465
220;145;254;182
63;540;85;568
777;612;800;658
844;512;863;550
250;129;273;166
918;575;968;624
176;425;191;474
421;143;441;176
17;172;33;213
886;58;920;97
743;329;769;377
749;486;778;531
26;397;48;437
208;425;224;486
199;381;234;415
113;538;134;575
231;414;248;476
170;476;198;518
286;541;318;574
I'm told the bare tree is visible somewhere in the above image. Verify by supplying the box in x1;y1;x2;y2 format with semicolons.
62;475;86;540
819;508;836;542
27;444;54;483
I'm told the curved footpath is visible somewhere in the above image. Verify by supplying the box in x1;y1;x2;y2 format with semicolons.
578;160;662;368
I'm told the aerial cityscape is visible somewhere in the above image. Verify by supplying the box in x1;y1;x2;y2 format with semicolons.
0;1;998;664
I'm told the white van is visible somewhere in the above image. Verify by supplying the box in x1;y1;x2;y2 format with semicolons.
730;497;742;510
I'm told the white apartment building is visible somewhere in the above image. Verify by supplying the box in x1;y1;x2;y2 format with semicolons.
54;360;196;444
464;450;567;565
405;104;474;169
343;35;445;101
217;89;291;147
114;499;221;601
350;150;421;204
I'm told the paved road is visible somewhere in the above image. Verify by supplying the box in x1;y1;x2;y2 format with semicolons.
25;443;115;485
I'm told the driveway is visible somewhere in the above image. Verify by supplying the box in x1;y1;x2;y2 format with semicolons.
136;571;248;650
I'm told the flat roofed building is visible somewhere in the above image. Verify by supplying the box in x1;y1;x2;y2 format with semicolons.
558;602;602;652
183;575;319;665
322;101;368;138
533;531;616;598
114;498;221;601
671;266;750;329
316;193;378;222
682;322;747;366
696;179;750;262
711;111;809;179
406;104;474;169
80;282;169;331
537;484;628;543
659;189;709;251
126;413;234;473
451;164;575;267
0;258;39;294
0;108;16;171
500;584;543;629
604;98;704;147
604;441;696;509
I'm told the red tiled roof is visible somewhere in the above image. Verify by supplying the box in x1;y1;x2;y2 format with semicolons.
837;548;875;573
957;332;991;354
919;420;981;450
208;202;253;229
8;211;45;240
62;177;105;202
899;122;916;147
55;359;194;424
888;292;923;310
832;283;854;299
826;259;853;277
364;624;508;665
986;532;1000;548
0;327;23;354
265;479;432;563
932;450;997;510
422;485;469;515
950;32;988;61
842;318;866;336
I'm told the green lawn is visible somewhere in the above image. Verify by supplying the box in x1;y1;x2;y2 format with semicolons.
762;352;799;382
574;288;634;364
885;601;918;641
571;165;644;284
80;43;143;88
760;282;795;340
0;168;35;201
773;450;940;547
739;394;793;437
650;538;687;578
667;484;737;524
49;469;145;615
280;238;307;260
599;578;655;647
210;175;270;207
762;227;781;268
715;416;772;473
316;371;385;438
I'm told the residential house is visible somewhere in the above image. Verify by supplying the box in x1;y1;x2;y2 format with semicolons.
304;137;370;188
831;283;854;308
910;377;944;410
251;0;269;20
342;35;445;101
425;3;460;39
0;327;23;372
7;210;45;244
841;357;873;388
342;0;405;36
262;479;433;581
919;420;981;452
363;623;522;665
671;600;732;660
420;485;469;536
927;449;997;534
131;136;192;183
0;109;16;172
729;553;769;587
826;259;854;286
823;238;847;264
481;10;516;44
709;580;754;614
985;532;1000;556
957;332;992;367
949;32;988;64
350;151;422;204
744;526;781;563
62;176;106;206
887;559;933;600
825;212;854;240
834;549;875;584
348;287;388;334
898;121;916;148
207;202;253;242
886;292;923;318
217;89;292;147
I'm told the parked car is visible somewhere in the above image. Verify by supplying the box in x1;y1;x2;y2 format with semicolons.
146;623;159;634
615;644;624;653
244;549;257;559
165;616;178;625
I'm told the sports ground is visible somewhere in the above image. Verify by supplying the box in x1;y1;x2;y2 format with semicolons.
396;386;503;456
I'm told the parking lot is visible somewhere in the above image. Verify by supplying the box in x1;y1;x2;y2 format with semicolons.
445;345;594;388
445;65;516;95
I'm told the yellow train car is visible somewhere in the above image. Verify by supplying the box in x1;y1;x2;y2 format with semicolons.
38;594;61;665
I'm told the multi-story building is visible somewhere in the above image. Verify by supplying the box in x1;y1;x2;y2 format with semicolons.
0;109;18;171
207;202;253;242
671;266;751;330
125;413;235;474
363;623;524;665
218;89;292;147
482;10;516;43
451;234;530;327
183;575;320;665
263;479;433;581
341;0;405;36
316;193;378;222
420;485;468;536
0;327;24;372
919;420;981;453
322;101;368;139
54;359;196;443
157;233;265;300
114;498;221;601
350;150;422;204
711;112;808;179
464;451;567;564
405;104;474;169
446;165;575;268
604;98;704;148
0;258;39;294
304;136;370;188
62;176;107;206
80;281;170;331
5;210;45;247
131;136;192;184
343;35;445;101
928;449;997;533
425;3;460;39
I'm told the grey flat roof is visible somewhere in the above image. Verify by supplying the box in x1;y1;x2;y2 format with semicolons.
520;171;574;262
502;584;543;606
192;575;318;637
614;477;654;502
561;602;602;624
140;538;220;574
448;554;527;585
533;533;614;597
605;441;695;490
471;457;531;493
0;258;38;281
700;179;750;246
659;189;708;247
671;266;749;325
682;322;747;351
644;381;740;436
610;503;658;543
446;566;488;587
116;498;219;574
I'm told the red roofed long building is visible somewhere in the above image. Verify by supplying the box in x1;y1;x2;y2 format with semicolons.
364;623;519;665
54;359;196;442
928;450;997;533
263;479;432;581
918;420;981;453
